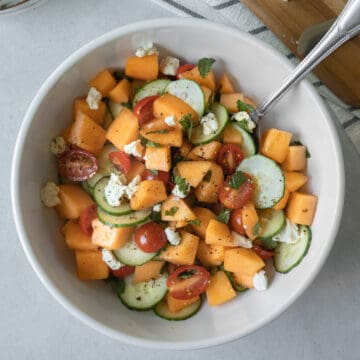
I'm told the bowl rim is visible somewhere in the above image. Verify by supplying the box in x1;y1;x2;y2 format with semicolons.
11;17;345;350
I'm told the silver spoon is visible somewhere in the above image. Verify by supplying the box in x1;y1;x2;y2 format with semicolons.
251;0;360;143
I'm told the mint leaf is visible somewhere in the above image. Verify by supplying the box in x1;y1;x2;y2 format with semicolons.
165;206;179;216
146;129;170;135
189;219;201;226
217;209;231;224
149;169;158;175
146;141;160;148
198;58;216;78
229;171;248;190
236;99;254;113
290;140;311;158
174;175;189;194
237;119;253;133
253;222;260;237
203;170;212;182
179;114;193;139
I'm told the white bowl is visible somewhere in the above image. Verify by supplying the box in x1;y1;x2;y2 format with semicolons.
11;18;345;349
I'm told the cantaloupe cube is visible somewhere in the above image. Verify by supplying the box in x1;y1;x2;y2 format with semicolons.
106;108;139;151
195;163;224;203
206;219;236;247
89;69;116;96
161;195;196;222
61;125;72;142
68;113;107;155
75;250;109;280
130;180;167;210
108;78;131;103
160;231;199;265
196;241;225;267
273;187;290;210
73;98;106;125
190;141;222;161
281;146;307;171
189;207;216;239
56;184;94;219
179;139;193;158
140;126;183;147
133;261;164;284
166;293;200;313
91;219;134;249
260;128;292;163
124;159;146;183
144;146;171;172
242;202;260;240
176;161;212;187
286;192;318;225
178;66;216;90
169;220;188;229
283;171;308;192
62;220;98;251
232;272;254;288
224;248;264;275
201;85;213;107
206;271;236;306
218;73;235;94
125;54;159;80
223;123;243;145
220;92;256;113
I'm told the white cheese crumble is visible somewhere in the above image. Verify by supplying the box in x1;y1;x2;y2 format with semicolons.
124;175;141;199
135;42;159;57
253;270;268;291
231;231;253;248
49;136;67;156
200;112;219;135
231;111;256;132
165;227;181;246
86;87;102;110
101;249;123;270
124;139;143;158
272;219;300;244
164;115;176;126
159;56;180;76
40;182;61;207
172;183;190;199
153;204;162;212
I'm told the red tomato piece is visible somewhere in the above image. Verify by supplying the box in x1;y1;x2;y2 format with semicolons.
217;144;244;175
111;266;135;278
252;245;275;260
134;222;167;253
133;95;159;125
58;149;98;181
108;151;132;173
79;204;97;236
230;208;246;236
141;169;170;186
219;173;254;209
176;63;196;79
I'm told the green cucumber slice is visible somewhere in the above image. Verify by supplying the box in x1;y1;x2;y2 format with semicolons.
113;237;157;266
166;79;205;117
257;209;286;240
119;274;168;311
154;298;202;321
93;177;133;216
237;154;285;209
274;225;311;273
133;79;171;106
231;123;256;157
81;181;94;196
97;208;151;228
190;102;229;145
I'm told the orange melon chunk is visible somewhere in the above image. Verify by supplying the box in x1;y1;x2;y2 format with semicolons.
133;261;164;284
273;187;290;210
260;128;292;163
283;171;308;192
232;272;254;288
75;250;109;280
195;162;224;203
140;126;183;147
178;66;216;90
218;73;235;94
205;219;237;247
124;159;146;183
89;69;116;97
63;220;98;251
166;293;200;313
223;123;243;145
242;202;260;240
108;78;131;104
125;54;159;80
161;195;196;222
196;240;225;267
189;141;222;161
73;98;106;125
286;192;318;225
224;248;265;275
144;146;171;172
176;161;212;187
281;145;307;171
130;180;167;210
206;271;236;306
220;92;256;113
189;207;216;239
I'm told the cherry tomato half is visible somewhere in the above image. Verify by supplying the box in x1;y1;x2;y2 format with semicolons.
79;204;97;236
167;265;211;300
109;151;132;173
217;144;244;175
176;64;196;79
141;169;170;186
219;173;254;209
58;149;98;181
133;95;159;126
134;222;167;253
252;245;275;260
111;266;135;278
230;208;246;236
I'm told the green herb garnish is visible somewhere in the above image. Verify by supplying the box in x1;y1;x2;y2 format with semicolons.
149;169;158;175
237;119;254;133
290;140;311;158
165;206;179;216
229;171;247;190
203;170;212;182
174;176;189;194
253;222;260;237
146;129;170;135
236;99;254;113
179;114;193;140
146;141;160;148
189;219;201;226
217;209;231;224
198;58;216;78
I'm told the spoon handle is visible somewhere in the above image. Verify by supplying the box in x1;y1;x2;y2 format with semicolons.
252;0;360;121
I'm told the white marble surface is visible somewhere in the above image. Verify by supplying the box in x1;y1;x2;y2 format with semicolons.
1;0;360;358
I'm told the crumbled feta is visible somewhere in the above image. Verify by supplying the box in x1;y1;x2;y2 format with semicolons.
86;87;102;110
124;175;141;199
272;219;300;244
172;183;190;199
164;115;176;126
153;204;162;212
40;182;61;207
49;136;67;156
124;139;143;158
101;249;123;270
165;227;181;246
104;173;126;207
135;42;159;57
253;270;268;291
231;111;256;132
200;112;219;135
231;231;252;248
159;56;180;76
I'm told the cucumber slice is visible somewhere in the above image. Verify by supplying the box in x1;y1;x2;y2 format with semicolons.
190;102;229;145
258;237;278;250
119;274;168;311
113;237;157;266
257;209;286;240
133;79;171;106
154;298;202;321
93;177;133;216
97;208;151;228
166;79;205;117
274;225;311;273
81;181;94;196
237;154;285;209
232;123;256;157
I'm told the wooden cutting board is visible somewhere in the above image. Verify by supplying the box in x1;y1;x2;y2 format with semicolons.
241;0;360;106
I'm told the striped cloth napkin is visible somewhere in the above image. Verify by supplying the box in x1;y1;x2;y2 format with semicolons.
152;0;360;153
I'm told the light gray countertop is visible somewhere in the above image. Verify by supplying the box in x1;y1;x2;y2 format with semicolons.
1;0;360;359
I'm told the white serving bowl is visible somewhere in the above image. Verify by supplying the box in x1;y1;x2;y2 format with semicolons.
11;18;345;349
